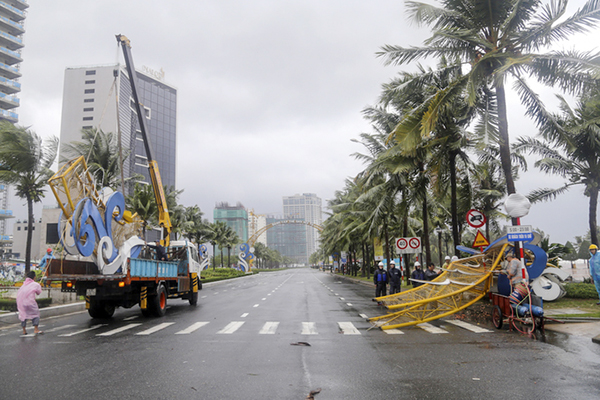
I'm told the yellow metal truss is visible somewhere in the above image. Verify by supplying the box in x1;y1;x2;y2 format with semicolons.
369;243;509;330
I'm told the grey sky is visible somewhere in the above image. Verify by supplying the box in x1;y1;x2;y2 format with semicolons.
8;0;600;246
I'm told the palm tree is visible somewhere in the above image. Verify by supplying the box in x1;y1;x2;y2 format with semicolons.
126;183;157;240
0;122;58;273
223;227;240;268
378;0;600;197
60;128;130;191
515;90;600;245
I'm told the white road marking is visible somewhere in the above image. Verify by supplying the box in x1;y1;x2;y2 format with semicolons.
97;323;142;336
123;316;139;321
201;295;207;299
359;314;369;319
59;324;107;337
301;322;318;335
384;329;405;335
135;322;175;336
44;324;76;333
259;322;280;334
175;322;209;335
417;323;448;334
446;320;492;333
241;313;249;318
262;298;267;301
339;297;345;301
253;304;259;308
338;322;361;335
217;321;245;334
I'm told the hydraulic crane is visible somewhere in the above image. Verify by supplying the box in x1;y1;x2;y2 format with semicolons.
116;34;172;247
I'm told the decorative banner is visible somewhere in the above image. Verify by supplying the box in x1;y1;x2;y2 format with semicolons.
395;237;421;254
374;238;384;260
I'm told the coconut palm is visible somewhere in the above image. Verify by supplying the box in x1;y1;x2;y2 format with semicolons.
0;122;58;273
60;128;130;191
515;90;600;245
378;0;600;197
126;183;157;240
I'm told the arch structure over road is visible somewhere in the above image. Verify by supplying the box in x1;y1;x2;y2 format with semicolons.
247;220;324;247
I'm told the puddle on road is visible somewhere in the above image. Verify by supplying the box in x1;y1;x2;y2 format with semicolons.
537;330;600;363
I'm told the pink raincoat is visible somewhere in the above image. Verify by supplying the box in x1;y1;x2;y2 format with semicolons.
16;278;42;321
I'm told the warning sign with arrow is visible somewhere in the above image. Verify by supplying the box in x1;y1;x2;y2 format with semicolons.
472;230;490;248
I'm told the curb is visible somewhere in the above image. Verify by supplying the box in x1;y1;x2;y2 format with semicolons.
0;302;86;324
593;334;600;345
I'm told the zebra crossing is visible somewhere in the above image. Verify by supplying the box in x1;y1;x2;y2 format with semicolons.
4;317;491;338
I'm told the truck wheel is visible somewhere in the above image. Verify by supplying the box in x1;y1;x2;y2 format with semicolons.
88;300;115;319
149;285;167;317
189;291;198;306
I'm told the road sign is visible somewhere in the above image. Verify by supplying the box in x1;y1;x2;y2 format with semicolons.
395;237;421;254
506;225;533;242
472;230;490;248
466;209;486;228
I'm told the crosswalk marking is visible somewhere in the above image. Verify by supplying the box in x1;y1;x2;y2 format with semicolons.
175;322;209;335
123;316;139;321
135;322;175;336
59;324;107;337
384;328;404;335
446;320;492;333
301;322;318;335
217;321;245;334
338;322;361;335
259;322;279;334
44;324;76;333
417;322;448;334
97;323;142;337
359;314;369;319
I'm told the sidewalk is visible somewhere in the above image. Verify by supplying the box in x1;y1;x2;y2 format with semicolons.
0;302;86;325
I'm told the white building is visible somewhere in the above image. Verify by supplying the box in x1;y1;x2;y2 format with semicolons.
59;64;178;195
248;210;267;246
282;193;322;262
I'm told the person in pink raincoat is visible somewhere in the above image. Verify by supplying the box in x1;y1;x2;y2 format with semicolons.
16;271;43;335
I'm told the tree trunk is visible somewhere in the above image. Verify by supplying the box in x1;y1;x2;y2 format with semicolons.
212;244;216;270
590;187;599;246
495;81;516;196
449;151;460;256
227;247;231;268
25;197;33;274
384;219;391;271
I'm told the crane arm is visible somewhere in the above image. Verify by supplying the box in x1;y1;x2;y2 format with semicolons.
116;34;172;247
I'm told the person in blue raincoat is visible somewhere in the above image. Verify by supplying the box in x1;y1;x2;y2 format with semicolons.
589;244;600;305
38;248;54;274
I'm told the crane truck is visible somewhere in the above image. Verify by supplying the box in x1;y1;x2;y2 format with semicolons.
45;35;201;318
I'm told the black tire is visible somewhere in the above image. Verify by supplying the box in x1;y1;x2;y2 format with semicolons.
189;291;198;306
492;305;503;329
88;299;115;319
149;285;167;317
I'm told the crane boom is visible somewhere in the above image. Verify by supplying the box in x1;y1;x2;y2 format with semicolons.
116;34;172;247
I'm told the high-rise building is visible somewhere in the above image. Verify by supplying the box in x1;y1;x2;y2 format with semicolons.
248;209;267;246
0;0;26;124
282;193;322;262
265;215;306;264
59;64;177;195
214;202;248;243
0;0;27;257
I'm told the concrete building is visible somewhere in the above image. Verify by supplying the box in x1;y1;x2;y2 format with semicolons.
265;215;307;264
282;193;322;262
248;210;267;246
11;218;41;260
0;0;28;257
59;64;177;195
214;202;248;244
0;0;27;124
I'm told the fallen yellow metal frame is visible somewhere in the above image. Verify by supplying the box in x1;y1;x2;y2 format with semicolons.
369;244;508;330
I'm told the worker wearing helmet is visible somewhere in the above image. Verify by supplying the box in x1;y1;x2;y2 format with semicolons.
410;261;425;288
442;256;451;270
388;260;402;295
38;248;54;275
589;244;600;305
373;261;388;302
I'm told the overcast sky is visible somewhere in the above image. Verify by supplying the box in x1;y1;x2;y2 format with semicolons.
8;0;600;246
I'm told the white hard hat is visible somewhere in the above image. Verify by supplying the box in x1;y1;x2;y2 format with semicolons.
414;261;421;267
390;260;395;265
444;256;450;260
378;262;384;266
451;256;459;261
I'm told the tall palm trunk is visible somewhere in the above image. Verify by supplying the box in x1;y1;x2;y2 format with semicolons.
590;188;599;246
227;246;231;269
449;151;460;256
383;219;391;271
212;243;216;270
25;196;34;274
495;82;516;196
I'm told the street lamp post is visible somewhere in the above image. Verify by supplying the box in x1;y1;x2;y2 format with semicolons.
434;226;443;266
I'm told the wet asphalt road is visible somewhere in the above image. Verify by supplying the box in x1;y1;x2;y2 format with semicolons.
1;268;599;400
